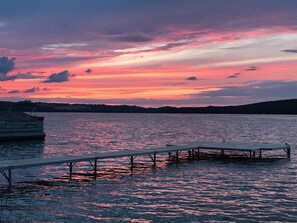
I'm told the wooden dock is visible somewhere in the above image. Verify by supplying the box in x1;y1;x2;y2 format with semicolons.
0;141;291;192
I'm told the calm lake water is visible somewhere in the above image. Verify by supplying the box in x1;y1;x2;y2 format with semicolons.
0;113;296;222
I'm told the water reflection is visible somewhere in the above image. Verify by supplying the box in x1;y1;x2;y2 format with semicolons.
0;113;296;222
0;140;45;160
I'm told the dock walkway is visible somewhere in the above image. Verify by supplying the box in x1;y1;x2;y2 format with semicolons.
0;141;291;192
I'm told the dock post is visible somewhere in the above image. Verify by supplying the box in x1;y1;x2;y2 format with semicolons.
259;150;262;159
253;151;256;159
94;159;97;179
249;150;252;160
176;151;179;162
287;146;291;159
130;156;134;168
67;162;75;179
221;150;224;157
168;152;171;159
8;169;12;193
69;162;73;179
197;149;200;159
188;149;191;159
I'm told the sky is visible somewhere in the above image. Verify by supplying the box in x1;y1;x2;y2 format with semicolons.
0;0;296;107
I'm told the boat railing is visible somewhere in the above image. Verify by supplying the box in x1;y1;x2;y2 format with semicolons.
0;120;44;129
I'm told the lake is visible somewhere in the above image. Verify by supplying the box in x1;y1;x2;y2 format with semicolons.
0;113;296;222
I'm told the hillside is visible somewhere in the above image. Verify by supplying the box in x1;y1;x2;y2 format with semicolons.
0;99;296;114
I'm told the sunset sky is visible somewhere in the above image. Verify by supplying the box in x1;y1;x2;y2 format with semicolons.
0;0;296;107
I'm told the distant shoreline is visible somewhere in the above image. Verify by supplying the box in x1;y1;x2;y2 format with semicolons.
0;99;296;115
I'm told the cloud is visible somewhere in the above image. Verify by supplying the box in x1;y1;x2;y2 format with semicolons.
227;72;241;78
8;90;20;94
113;33;153;42
282;49;297;53
0;57;15;75
163;82;186;86
14;72;45;79
2;0;296;52
42;42;89;49
0;57;44;81
0;72;45;82
26;56;98;65
197;81;297;99
244;66;260;71
85;68;92;73
186;76;198;81
43;70;74;83
154;41;193;51
24;87;39;93
0;73;17;81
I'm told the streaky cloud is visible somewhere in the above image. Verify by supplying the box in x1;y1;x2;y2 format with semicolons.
244;66;260;71
8;90;20;94
197;80;297;99
163;82;186;86
282;49;297;53
0;73;17;81
0;72;45;82
226;72;240;79
112;33;153;42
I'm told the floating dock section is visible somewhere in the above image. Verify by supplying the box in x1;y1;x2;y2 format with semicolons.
0;141;291;192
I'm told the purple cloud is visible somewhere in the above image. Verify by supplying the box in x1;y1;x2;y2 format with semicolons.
1;0;296;52
8;90;20;94
0;57;15;75
0;57;45;81
14;72;45;79
244;66;260;71
24;87;39;93
227;72;241;79
197;81;297;98
85;68;92;73
187;76;198;81
0;72;45;82
282;49;297;53
112;33;153;42
43;70;74;83
0;73;17;81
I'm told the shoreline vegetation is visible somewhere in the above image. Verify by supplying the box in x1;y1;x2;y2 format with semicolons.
0;99;296;114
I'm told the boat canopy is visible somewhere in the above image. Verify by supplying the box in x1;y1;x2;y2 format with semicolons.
0;111;44;121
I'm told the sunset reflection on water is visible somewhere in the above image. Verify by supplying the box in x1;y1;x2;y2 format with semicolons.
0;113;296;222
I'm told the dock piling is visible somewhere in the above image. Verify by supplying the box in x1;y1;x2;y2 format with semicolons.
129;156;135;168
67;162;76;179
89;159;98;179
175;151;179;162
94;159;97;179
285;144;291;158
8;170;12;193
